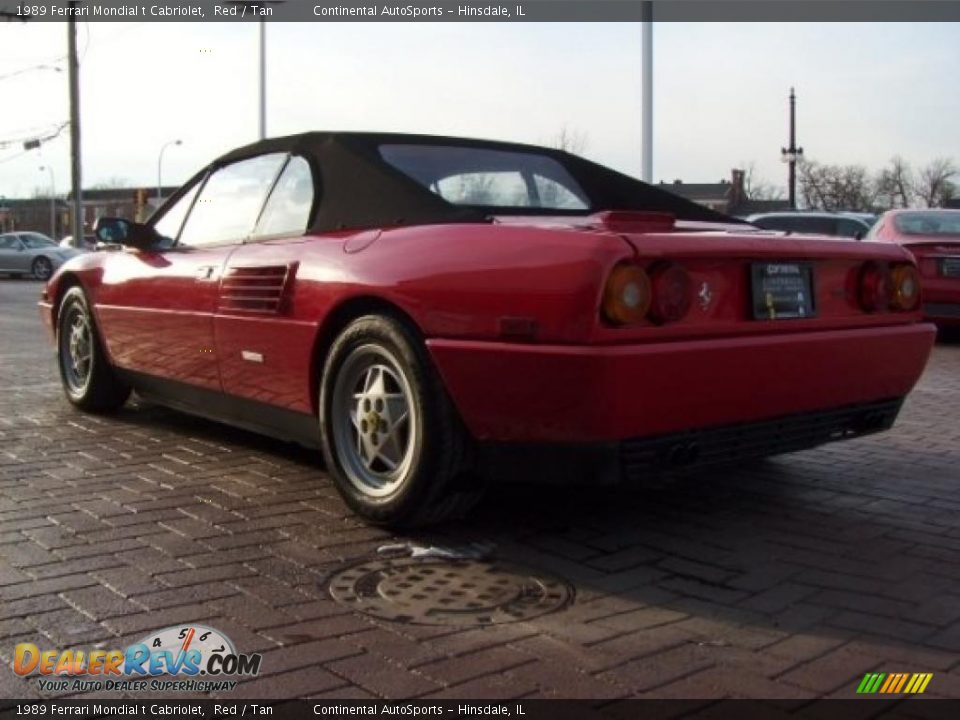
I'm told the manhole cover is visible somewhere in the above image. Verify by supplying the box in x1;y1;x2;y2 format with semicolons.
328;557;573;626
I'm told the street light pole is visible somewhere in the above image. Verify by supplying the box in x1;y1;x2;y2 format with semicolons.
67;3;82;247
259;21;266;139
39;165;55;239
640;1;653;183
157;139;182;203
781;87;804;209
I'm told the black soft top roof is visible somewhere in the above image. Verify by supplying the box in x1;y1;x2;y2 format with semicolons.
203;131;743;233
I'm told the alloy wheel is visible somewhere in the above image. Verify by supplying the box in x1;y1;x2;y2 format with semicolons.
33;257;52;280
331;344;418;498
59;306;93;395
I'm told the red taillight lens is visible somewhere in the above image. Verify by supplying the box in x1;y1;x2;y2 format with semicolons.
859;261;891;312
649;263;692;323
890;264;921;311
602;263;651;325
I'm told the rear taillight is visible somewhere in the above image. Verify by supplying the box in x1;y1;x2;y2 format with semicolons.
649;263;692;324
859;261;921;313
890;264;921;311
603;262;693;325
602;263;651;325
858;262;891;312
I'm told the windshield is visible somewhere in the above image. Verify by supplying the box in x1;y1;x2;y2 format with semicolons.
894;211;960;236
380;144;590;211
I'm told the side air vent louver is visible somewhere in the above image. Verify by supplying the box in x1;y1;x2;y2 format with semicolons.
219;263;297;314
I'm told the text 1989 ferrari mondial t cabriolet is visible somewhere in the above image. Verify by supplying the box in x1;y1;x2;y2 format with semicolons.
39;133;935;526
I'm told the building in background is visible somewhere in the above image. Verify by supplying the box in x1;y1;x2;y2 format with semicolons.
662;169;790;217
0;187;179;238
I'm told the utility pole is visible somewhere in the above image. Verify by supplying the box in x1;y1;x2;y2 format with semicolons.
640;1;653;183
781;87;803;209
258;21;266;139
67;2;82;246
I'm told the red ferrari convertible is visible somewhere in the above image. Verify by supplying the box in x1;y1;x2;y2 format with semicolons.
865;209;960;328
39;133;935;526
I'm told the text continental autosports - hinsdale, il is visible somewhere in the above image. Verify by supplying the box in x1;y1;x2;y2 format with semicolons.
314;5;514;18
316;706;515;716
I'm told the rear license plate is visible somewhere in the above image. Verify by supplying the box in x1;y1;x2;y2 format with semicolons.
751;262;815;320
942;258;960;278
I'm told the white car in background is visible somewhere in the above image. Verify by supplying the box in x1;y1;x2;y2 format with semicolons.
0;232;82;280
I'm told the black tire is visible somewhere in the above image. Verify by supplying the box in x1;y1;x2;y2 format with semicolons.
32;256;53;281
318;314;483;527
56;286;130;412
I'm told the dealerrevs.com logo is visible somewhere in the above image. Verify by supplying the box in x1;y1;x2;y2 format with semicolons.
13;625;261;693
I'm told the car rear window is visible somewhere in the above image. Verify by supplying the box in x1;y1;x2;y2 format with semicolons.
894;212;960;236
379;144;590;211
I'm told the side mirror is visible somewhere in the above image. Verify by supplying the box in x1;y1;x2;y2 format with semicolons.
854;230;864;241
93;217;156;250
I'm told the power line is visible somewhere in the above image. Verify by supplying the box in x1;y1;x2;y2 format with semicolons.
0;148;32;165
0;63;63;82
0;121;69;151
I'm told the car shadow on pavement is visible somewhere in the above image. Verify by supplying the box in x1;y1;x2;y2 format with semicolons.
110;395;960;658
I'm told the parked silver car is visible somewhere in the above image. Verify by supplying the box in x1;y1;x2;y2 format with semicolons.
746;211;877;240
0;232;82;280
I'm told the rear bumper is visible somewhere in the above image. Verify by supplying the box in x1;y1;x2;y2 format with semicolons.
426;323;935;443
619;397;901;477
481;398;903;485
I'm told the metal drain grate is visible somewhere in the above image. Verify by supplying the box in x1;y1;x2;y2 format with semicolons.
328;557;573;626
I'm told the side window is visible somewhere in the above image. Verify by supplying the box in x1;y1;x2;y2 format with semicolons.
836;219;865;238
0;235;20;250
254;156;314;238
764;217;799;232
179;153;286;247
153;182;200;243
794;217;834;235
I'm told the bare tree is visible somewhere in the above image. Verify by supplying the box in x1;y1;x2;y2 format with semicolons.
798;159;877;211
875;156;914;209
739;161;784;200
89;176;131;190
551;126;589;156
914;157;957;208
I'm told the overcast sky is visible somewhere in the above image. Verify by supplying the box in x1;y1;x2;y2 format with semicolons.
1;21;957;200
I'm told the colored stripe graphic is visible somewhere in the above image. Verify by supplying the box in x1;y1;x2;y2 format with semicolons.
879;674;897;693
858;672;932;694
905;673;933;694
856;673;886;693
892;673;909;693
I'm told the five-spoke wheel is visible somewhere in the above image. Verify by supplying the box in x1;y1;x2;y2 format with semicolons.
56;286;130;412
60;304;93;396
32;256;53;281
332;347;418;497
319;314;482;527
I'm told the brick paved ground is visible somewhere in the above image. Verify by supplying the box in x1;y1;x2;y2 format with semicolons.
1;278;959;700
